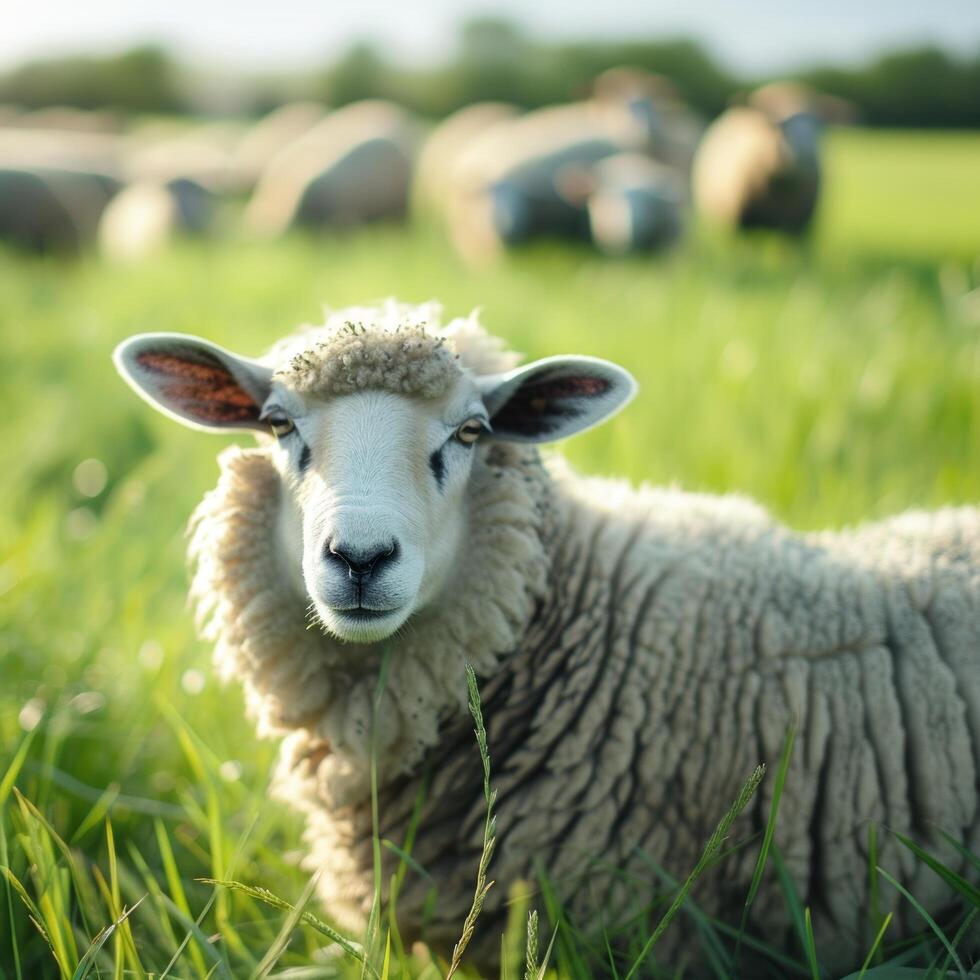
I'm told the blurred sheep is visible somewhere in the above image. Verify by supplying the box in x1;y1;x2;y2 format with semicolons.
692;82;852;235
445;68;700;259
11;106;122;133
0;166;119;253
124;120;247;192
412;101;518;216
585;154;686;254
0;127;121;175
234;102;326;189
98;177;214;261
245;100;418;236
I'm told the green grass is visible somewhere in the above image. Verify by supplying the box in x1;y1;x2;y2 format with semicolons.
1;128;979;977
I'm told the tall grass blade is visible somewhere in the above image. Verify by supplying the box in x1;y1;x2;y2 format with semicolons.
156;889;232;980
12;789;99;940
155;817;209;979
936;829;980;876
851;910;892;980
743;721;796;913
534;924;559;980
69;783;120;845
249;873;320;980
891;832;980;909
201;879;373;970
803;906;820;980
875;866;966;979
938;907;978;978
0;817;24;980
623;764;766;980
2;865;70;978
770;844;807;952
0;730;37;810
71;894;146;980
362;645;393;979
445;664;498;980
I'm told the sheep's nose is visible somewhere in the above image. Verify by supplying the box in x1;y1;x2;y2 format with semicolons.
326;540;398;582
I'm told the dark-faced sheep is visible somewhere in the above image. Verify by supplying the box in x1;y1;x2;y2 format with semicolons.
692;82;852;235
446;69;700;259
115;303;979;976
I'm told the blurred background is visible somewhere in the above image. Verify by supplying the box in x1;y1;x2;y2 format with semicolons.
1;2;979;977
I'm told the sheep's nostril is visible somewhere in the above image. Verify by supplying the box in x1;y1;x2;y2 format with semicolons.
326;540;398;583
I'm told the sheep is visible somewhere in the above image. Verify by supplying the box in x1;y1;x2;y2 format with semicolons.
114;301;980;976
123;121;248;193
98;177;213;261
234;102;326;190
0;165;119;253
411;101;519;218
692;82;850;235
445;69;700;259
244;100;418;236
584;153;686;254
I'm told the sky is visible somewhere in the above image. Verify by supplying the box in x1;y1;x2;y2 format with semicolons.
4;0;980;75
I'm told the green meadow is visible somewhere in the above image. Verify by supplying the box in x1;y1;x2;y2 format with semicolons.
1;128;979;978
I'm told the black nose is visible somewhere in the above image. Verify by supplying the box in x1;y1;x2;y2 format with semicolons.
326;540;398;582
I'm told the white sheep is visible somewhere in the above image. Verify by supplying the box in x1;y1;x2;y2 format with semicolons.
244;101;418;236
114;302;979;976
98;177;213;262
446;70;700;260
692;82;851;235
412;101;519;218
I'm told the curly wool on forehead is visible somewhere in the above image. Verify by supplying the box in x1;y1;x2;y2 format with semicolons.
270;301;521;400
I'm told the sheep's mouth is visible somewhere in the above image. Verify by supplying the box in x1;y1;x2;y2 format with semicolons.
333;606;400;622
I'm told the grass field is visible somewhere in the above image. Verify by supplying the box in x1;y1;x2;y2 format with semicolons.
1;128;979;978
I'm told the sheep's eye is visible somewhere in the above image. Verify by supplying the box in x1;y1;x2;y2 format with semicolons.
268;415;294;438
455;419;484;445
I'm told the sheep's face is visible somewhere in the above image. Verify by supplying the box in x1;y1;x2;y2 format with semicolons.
267;382;487;642
114;323;637;645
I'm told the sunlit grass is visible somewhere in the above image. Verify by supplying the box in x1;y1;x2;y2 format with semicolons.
1;129;979;977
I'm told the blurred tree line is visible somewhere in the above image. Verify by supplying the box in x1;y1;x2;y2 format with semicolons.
1;19;978;127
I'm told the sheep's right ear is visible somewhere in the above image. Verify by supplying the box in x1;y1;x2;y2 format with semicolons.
113;333;273;432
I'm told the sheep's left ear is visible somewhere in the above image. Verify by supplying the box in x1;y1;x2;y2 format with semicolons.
113;332;273;433
479;356;637;443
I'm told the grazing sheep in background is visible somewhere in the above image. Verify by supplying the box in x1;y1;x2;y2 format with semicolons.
591;67;704;174
124;121;247;193
114;301;979;976
0;127;121;175
446;69;699;259
692;82;850;235
244;100;418;236
584;153;686;254
0;166;119;253
98;177;213;261
234;102;326;190
412;101;519;217
12;106;121;133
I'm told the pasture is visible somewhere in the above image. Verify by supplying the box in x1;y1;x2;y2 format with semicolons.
1;128;979;978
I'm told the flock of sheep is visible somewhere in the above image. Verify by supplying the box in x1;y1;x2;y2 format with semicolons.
0;70;847;261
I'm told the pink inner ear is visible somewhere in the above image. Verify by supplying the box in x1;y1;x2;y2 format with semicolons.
137;351;258;424
532;376;610;398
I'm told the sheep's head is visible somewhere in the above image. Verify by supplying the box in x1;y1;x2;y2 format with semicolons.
114;307;636;644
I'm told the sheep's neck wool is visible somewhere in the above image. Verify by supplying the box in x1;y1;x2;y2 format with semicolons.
188;440;553;807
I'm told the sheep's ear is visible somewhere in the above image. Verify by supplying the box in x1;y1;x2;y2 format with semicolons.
113;333;272;432
479;356;637;443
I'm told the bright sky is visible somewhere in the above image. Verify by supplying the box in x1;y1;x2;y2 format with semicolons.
4;0;979;74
